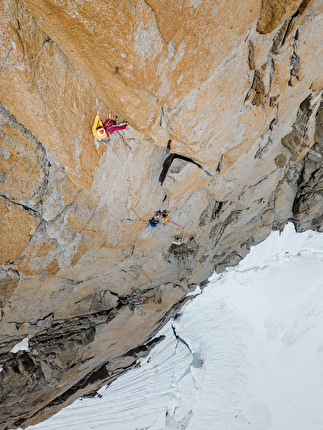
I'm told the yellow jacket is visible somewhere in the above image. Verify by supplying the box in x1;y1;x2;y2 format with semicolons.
92;115;107;139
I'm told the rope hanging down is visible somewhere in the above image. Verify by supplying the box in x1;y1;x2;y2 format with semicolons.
120;132;147;223
120;132;185;232
93;116;185;231
151;211;185;232
168;220;185;232
93;113;183;229
106;141;129;175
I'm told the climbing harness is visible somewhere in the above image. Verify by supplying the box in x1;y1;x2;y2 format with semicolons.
156;210;169;223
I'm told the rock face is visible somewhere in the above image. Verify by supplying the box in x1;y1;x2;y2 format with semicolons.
1;0;323;428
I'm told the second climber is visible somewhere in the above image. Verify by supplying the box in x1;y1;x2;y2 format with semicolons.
149;210;169;227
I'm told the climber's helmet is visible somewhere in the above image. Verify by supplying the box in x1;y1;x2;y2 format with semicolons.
97;128;107;138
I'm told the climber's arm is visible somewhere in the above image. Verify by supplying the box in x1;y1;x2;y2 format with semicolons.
92;114;100;138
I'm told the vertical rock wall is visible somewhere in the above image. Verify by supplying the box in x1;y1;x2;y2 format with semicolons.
1;0;323;428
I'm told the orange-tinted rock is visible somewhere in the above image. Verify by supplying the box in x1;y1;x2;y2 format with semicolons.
15;229;60;278
0;0;100;189
0;269;20;308
0;197;41;266
256;0;310;34
0;103;48;208
1;0;323;428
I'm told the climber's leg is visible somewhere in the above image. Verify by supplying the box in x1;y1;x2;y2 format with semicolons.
107;124;128;136
104;119;116;127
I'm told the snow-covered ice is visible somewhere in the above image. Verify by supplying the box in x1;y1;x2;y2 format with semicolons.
23;223;323;430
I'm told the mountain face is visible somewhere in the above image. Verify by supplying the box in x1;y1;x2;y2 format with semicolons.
22;224;323;430
1;0;323;428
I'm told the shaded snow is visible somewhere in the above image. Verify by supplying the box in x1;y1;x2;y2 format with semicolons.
23;223;323;430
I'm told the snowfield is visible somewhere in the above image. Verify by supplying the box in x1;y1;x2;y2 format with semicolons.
23;223;323;430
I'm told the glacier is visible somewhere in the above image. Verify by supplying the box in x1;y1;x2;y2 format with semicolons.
22;223;323;430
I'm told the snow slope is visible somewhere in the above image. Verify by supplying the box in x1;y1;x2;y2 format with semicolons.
23;224;323;430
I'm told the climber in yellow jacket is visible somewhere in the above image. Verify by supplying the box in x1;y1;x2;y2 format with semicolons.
92;112;107;140
92;111;128;141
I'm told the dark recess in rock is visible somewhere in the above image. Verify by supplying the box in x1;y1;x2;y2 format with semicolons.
291;140;323;232
124;335;165;358
281;94;314;161
159;154;202;185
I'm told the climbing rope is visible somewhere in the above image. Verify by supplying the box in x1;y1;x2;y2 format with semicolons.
95;113;185;231
155;211;185;232
104;140;129;175
167;220;185;232
120;132;147;223
120;135;186;231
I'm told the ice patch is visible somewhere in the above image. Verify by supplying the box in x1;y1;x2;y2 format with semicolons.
186;285;201;296
10;336;30;353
